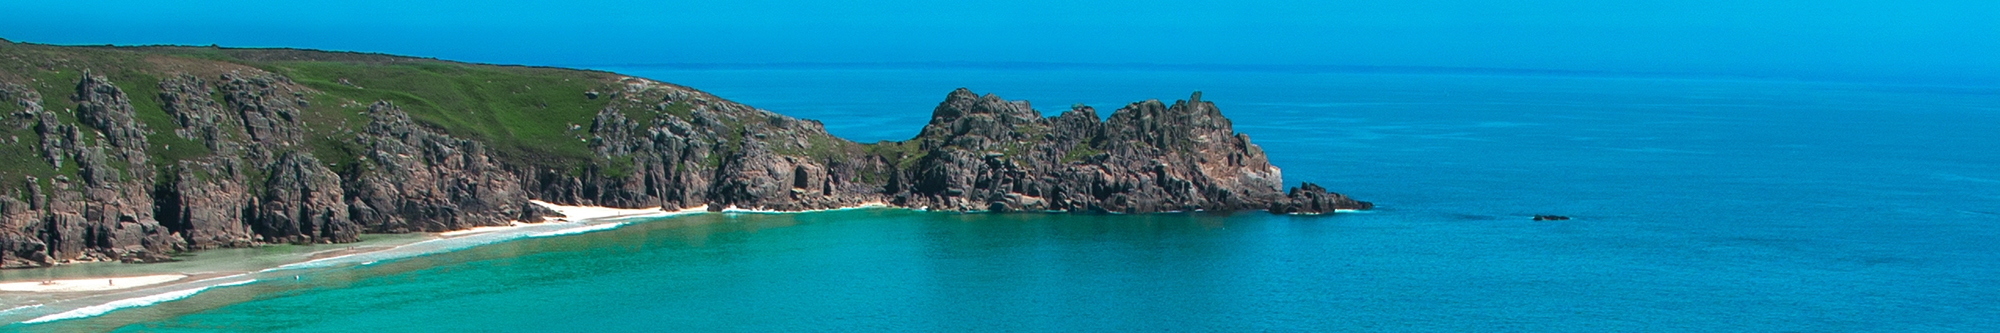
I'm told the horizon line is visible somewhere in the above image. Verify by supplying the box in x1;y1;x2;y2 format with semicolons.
7;39;1991;88
561;61;1998;88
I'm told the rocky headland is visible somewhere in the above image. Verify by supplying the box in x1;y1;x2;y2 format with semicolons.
0;42;1368;268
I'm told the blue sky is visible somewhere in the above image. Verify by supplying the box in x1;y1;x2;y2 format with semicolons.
3;0;1995;84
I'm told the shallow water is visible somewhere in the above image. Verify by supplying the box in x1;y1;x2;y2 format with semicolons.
7;69;1998;331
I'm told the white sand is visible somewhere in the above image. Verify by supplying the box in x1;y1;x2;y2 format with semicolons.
720;201;888;214
436;222;536;237
532;200;704;220
0;274;187;293
437;202;707;237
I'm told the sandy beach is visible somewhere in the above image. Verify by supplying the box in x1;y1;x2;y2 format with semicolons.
439;202;707;238
0;275;187;293
534;200;705;220
3;201;703;298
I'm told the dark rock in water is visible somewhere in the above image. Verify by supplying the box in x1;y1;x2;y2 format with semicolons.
1533;215;1571;221
1267;182;1374;215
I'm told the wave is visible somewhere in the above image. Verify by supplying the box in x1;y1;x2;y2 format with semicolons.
1;304;43;315
22;279;257;324
530;222;628;237
259;209;707;273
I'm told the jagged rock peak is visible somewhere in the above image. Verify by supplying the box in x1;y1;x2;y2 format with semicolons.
926;87;1039;125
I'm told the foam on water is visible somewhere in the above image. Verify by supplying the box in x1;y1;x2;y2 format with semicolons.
529;222;628;237
720;202;889;214
0;304;42;315
259;208;709;273
21;279;257;324
0;208;717;327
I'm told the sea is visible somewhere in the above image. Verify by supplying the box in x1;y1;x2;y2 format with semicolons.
3;67;1997;332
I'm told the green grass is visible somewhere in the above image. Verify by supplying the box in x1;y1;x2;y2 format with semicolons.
260;61;616;168
0;67;91;193
658;100;693;120
598;154;636;178
863;140;929;170
0;44;714;194
0;125;59;196
107;71;217;171
297;91;370;173
770;132;854;161
1061;141;1103;163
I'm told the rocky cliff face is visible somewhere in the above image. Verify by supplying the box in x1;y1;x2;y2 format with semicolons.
345;101;552;233
0;44;1367;269
888;89;1291;213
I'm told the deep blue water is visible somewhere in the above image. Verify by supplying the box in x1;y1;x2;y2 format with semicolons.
14;69;2000;331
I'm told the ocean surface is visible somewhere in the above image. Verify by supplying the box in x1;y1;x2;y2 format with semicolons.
6;68;1999;331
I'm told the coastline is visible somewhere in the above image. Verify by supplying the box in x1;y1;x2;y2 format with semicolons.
1;199;1293;326
0;275;186;293
720;201;889;214
0;201;710;325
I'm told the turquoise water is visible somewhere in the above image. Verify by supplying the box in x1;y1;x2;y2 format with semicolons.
11;69;2000;331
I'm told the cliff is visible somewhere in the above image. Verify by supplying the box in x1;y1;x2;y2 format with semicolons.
0;42;1368;268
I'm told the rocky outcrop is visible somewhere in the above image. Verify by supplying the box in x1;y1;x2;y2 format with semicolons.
219;72;307;147
888;89;1299;213
152;74;258;250
535;86;1363;215
158;74;232;149
0;75;184;267
535;99;722;210
156;160;256;249
1267;182;1373;215
250;152;356;244
72;72;178;258
0;46;1369;269
344;101;542;232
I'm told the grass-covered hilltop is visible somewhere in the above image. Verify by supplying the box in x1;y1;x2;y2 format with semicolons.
0;39;1369;268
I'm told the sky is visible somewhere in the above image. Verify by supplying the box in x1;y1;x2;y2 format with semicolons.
2;0;1996;84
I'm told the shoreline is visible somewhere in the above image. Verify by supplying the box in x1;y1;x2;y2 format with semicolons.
0;275;187;293
0;201;713;325
1;200;1331;325
439;202;710;238
720;201;889;214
